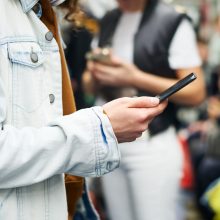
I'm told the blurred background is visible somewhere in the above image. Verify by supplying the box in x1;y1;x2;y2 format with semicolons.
59;0;220;220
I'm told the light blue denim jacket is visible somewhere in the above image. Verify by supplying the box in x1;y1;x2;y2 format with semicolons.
0;1;120;219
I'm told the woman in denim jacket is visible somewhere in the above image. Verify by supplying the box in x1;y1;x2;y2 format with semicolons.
0;0;167;220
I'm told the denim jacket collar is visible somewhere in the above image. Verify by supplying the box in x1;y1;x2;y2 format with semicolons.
19;0;39;13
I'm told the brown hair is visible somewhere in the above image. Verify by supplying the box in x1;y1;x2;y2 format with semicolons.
59;0;88;28
59;0;99;32
59;0;80;22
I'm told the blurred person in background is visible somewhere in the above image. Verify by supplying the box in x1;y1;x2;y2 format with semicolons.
0;1;168;220
208;15;220;73
187;65;220;220
197;35;211;85
83;0;206;220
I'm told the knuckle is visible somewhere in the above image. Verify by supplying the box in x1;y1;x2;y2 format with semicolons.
138;112;147;122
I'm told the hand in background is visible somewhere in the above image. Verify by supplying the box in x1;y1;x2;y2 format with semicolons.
88;55;139;87
103;96;167;143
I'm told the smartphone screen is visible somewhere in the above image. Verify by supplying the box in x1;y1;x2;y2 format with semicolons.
156;73;197;102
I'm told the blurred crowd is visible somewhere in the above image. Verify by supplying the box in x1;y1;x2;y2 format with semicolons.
58;0;220;220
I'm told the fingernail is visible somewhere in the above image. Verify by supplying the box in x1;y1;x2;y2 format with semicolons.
150;97;159;105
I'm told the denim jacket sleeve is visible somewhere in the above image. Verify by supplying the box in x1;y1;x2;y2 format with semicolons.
0;77;120;188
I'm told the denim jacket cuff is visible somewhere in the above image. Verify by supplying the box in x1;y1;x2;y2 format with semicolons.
91;106;120;176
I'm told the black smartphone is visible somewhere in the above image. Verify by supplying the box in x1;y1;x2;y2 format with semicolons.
156;72;197;103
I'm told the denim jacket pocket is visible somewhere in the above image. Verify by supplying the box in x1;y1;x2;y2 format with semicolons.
8;42;44;68
8;41;47;118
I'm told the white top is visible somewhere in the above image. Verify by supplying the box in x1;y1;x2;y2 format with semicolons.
112;12;142;63
112;12;202;68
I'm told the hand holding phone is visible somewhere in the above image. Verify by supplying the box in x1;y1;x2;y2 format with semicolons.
156;73;197;103
85;48;112;65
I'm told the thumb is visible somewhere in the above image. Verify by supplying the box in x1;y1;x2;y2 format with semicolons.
128;96;160;108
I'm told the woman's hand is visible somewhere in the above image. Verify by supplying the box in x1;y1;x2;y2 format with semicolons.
88;56;139;87
103;96;168;143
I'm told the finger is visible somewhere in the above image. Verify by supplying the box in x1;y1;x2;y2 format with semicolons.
93;71;115;84
127;96;160;108
87;61;95;71
92;47;103;54
118;136;137;143
140;100;168;121
94;62;117;73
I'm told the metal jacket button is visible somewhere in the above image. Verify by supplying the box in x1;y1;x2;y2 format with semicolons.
30;52;38;63
45;31;54;41
49;94;55;104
